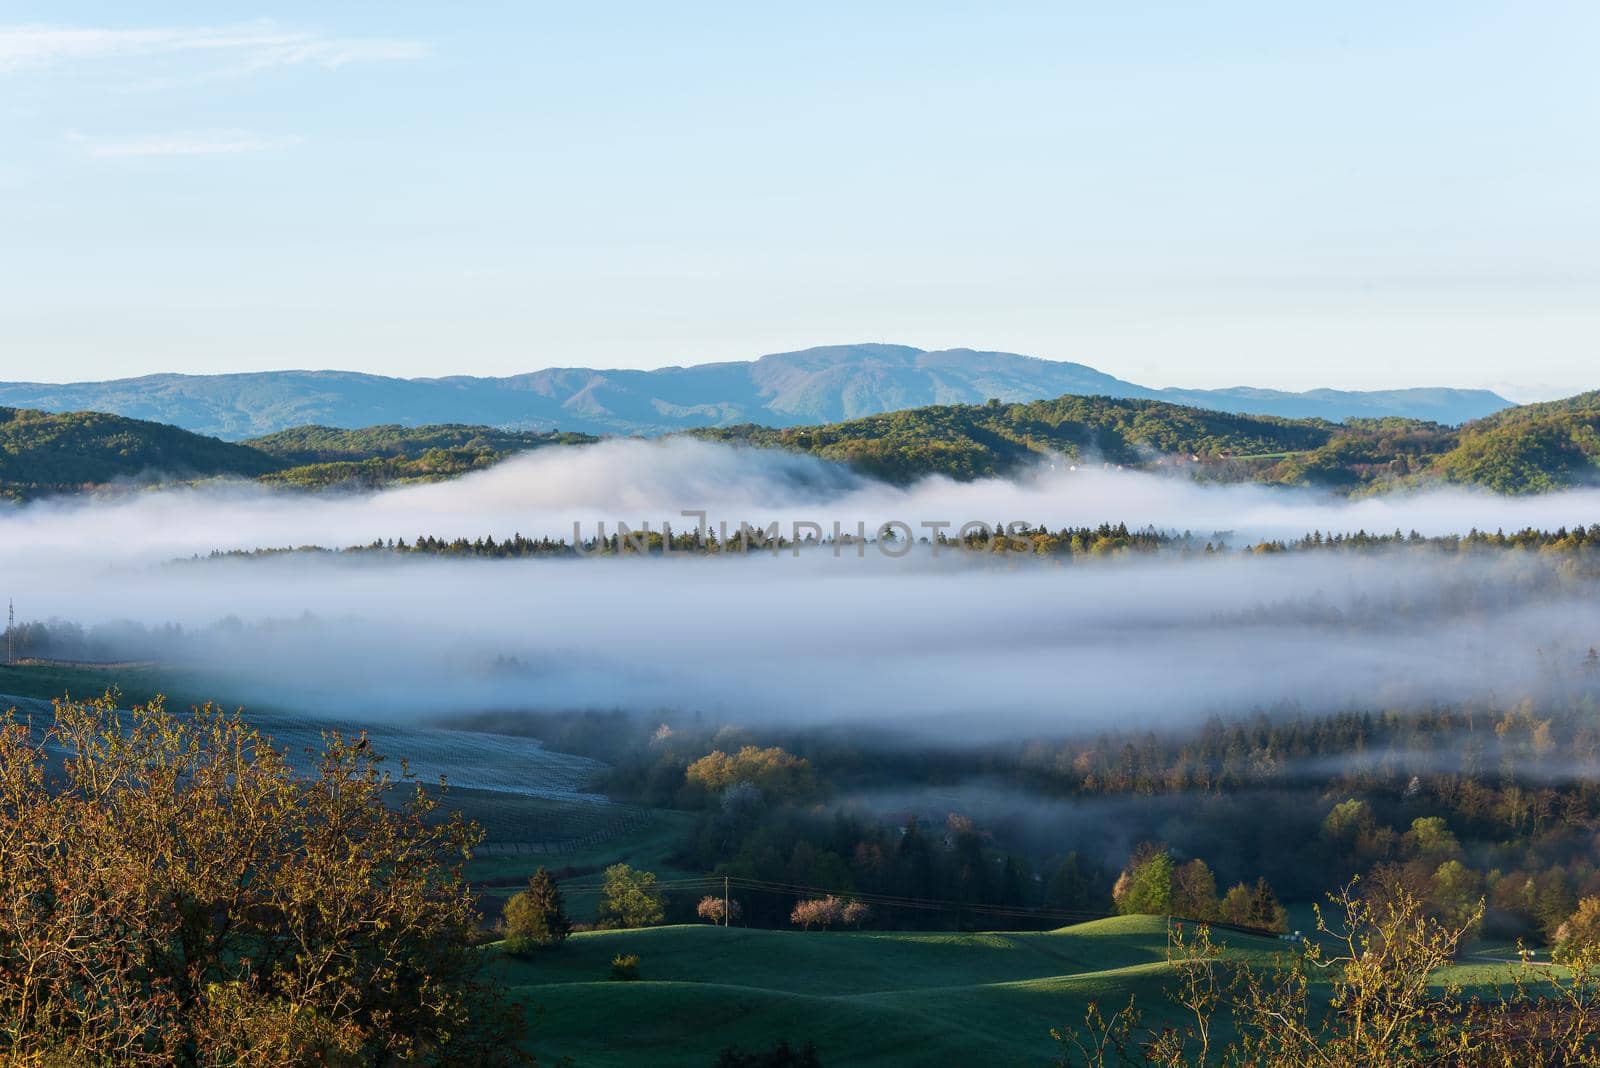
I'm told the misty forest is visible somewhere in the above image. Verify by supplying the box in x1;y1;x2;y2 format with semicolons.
1;378;1599;1066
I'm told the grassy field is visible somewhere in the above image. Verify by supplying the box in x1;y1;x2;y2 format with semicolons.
497;915;1295;1067
498;915;1539;1067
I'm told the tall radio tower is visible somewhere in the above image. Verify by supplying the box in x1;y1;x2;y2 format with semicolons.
5;599;13;665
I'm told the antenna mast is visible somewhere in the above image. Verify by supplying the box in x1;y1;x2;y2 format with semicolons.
5;599;13;665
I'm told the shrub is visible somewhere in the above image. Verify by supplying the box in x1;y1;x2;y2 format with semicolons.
610;953;641;981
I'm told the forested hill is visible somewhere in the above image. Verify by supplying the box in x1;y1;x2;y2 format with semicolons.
242;423;597;490
244;423;596;464
691;392;1600;493
0;407;279;494
0;411;592;498
1435;390;1600;493
692;395;1328;482
2;390;1596;498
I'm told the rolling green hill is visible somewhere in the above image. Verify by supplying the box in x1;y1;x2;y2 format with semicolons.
498;917;1517;1067
500;917;1227;1066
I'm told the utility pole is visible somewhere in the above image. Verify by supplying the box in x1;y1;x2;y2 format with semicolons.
723;875;730;928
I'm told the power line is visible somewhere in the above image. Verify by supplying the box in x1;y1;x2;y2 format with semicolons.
553;873;1107;924
552;871;1277;936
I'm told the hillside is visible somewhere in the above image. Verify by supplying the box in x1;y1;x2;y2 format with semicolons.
1433;391;1600;493
0;346;1513;438
692;396;1372;485
245;423;598;489
498;918;1510;1067
500;917;1241;1066
243;423;596;464
693;395;1336;483
2;389;1594;498
694;392;1600;493
0;406;280;496
0;411;597;497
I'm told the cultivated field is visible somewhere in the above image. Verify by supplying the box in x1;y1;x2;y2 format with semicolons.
0;662;639;859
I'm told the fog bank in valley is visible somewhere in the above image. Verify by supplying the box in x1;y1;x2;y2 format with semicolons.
1;439;1596;737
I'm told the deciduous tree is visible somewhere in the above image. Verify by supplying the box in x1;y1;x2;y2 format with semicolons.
0;694;524;1066
598;864;665;929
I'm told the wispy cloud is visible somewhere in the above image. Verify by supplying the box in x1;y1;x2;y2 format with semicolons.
0;21;427;75
66;129;301;159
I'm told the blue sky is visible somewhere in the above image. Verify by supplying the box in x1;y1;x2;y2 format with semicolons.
1;3;1596;398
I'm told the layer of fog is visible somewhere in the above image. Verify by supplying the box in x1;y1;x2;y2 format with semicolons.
3;438;1600;567
0;438;1597;736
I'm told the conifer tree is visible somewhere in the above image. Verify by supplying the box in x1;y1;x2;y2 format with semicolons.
504;867;572;953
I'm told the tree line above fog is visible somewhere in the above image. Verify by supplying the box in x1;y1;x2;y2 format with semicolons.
186;522;1600;564
1;385;1597;500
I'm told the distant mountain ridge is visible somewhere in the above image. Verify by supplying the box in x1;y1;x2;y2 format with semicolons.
0;344;1513;439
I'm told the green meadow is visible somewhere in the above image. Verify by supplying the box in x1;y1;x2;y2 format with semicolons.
498;916;1283;1067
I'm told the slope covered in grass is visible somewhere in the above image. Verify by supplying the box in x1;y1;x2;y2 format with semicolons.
500;915;1536;1066
499;916;1283;1066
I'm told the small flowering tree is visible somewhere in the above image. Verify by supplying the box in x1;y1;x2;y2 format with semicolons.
697;895;742;925
790;896;845;930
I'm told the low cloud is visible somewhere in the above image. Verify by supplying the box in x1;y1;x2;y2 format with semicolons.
4;437;1597;564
